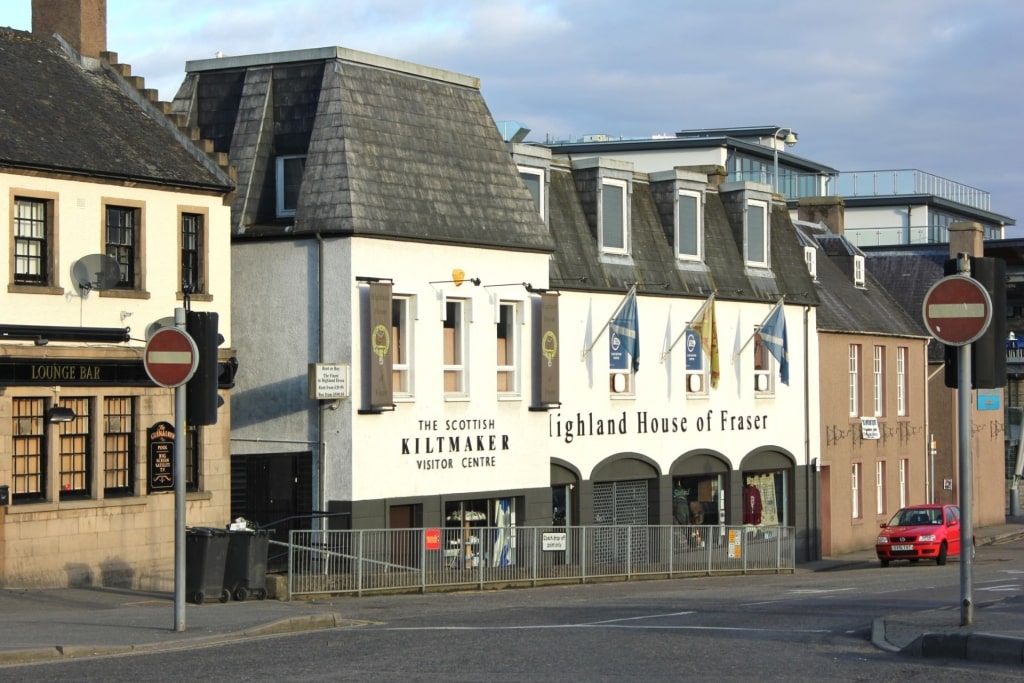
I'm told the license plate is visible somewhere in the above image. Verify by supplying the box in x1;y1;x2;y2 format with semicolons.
892;544;914;551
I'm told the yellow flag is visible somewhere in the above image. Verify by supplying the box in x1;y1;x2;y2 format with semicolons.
697;298;720;389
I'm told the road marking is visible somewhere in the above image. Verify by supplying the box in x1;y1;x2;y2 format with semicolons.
976;584;1020;592
787;588;856;595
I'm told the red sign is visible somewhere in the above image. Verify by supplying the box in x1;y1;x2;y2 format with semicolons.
144;327;199;387
424;528;441;551
922;275;992;346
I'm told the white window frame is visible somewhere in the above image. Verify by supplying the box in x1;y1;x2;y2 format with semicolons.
275;155;306;218
896;346;907;417
392;295;413;399
599;177;628;255
804;246;817;280
873;345;884;417
899;458;908;509
496;300;521;397
518;166;545;220
853;254;866;287
849;344;860;417
675;189;702;261
876;461;885;516
753;328;773;394
745;199;769;267
443;298;469;397
852;462;861;519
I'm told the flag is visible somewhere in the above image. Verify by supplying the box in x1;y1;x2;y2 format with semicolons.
696;297;720;389
759;300;789;385
609;287;640;372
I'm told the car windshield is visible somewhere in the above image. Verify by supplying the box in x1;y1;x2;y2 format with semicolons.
891;508;941;526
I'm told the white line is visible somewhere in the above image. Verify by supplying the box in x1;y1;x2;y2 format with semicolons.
928;303;985;318
377;624;830;634
587;610;695;624
148;351;192;364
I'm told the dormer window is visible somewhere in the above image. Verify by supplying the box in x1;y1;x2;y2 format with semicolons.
276;155;306;218
676;190;702;261
804;246;817;281
600;178;628;254
853;254;865;287
745;199;769;267
518;166;545;220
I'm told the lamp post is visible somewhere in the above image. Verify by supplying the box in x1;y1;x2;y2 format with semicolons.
772;127;798;194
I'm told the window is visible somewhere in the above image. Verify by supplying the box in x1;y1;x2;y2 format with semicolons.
180;211;205;295
849;344;861;417
185;425;200;491
444;299;467;395
873;346;885;416
103;397;134;495
676;190;701;260
899;459;908;509
853;255;865;287
392;296;412;397
600;178;628;254
876;461;886;515
753;329;772;393
12;398;45;501
745;199;768;266
58;398;90;499
13;196;53;286
518;166;545;218
105;204;141;290
496;301;520;395
852;463;862;519
276;155;306;218
896;346;907;417
804;246;817;280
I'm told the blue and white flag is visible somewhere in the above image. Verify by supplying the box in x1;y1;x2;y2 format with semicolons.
609;287;640;372
759;299;789;385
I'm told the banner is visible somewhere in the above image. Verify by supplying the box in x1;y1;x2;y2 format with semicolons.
539;292;560;405
369;281;393;408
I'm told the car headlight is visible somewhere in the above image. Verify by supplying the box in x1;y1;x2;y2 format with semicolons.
876;537;888;544
919;534;937;542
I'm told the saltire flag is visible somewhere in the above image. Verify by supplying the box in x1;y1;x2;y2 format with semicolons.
609;286;640;372
759;299;789;385
696;296;720;389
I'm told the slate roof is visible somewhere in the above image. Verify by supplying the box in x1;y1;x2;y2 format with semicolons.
174;47;553;253
792;221;929;342
546;164;820;306
0;28;233;192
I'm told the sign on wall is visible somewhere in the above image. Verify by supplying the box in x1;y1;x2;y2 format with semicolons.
147;421;174;492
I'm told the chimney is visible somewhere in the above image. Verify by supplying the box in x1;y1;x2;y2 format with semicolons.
949;221;984;258
32;0;107;59
797;196;845;234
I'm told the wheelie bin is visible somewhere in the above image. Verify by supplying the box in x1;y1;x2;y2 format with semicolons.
223;528;271;601
186;527;231;604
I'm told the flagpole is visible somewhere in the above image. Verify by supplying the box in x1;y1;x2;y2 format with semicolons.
662;293;714;361
733;297;784;359
581;283;637;360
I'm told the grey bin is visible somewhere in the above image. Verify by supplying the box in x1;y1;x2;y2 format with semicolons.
224;529;271;601
185;527;231;604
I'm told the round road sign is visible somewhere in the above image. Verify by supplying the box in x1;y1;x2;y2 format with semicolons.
921;275;992;346
144;327;199;387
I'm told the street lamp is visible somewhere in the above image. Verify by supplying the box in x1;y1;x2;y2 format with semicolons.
772;127;798;194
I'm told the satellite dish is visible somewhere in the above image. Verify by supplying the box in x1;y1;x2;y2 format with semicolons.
71;254;121;292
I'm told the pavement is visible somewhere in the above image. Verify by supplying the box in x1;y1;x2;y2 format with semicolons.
0;520;1023;668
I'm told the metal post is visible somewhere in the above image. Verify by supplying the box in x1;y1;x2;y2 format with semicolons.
956;256;975;626
173;307;186;632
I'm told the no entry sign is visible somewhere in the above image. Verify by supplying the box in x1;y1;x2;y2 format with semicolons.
144;327;199;387
922;275;992;346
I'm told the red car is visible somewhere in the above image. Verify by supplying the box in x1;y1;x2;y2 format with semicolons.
875;504;966;567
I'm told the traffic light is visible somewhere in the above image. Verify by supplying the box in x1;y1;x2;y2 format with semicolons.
186;311;223;425
943;256;1006;389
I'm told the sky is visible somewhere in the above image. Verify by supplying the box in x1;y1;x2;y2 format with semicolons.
6;0;1024;232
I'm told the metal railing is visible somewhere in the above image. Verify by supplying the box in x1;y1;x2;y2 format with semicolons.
282;524;795;597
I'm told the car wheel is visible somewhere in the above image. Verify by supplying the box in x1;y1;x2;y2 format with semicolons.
937;541;948;566
880;558;890;568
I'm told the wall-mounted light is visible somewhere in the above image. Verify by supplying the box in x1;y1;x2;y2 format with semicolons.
46;406;76;424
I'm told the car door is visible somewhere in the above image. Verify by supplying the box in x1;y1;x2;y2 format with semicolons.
946;505;961;555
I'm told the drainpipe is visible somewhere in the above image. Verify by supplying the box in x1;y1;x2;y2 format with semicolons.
804;304;815;560
316;233;326;527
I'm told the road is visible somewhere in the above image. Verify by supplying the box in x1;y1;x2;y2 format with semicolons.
6;539;1024;682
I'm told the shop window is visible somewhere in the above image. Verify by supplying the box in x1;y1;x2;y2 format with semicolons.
444;498;516;569
12;195;55;287
58;397;91;499
276;155;305;218
103;396;135;496
180;210;206;296
742;471;788;527
12;398;45;502
443;299;468;396
392;296;412;397
600;178;628;254
673;475;724;546
496;301;520;396
676;190;701;261
105;203;143;291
